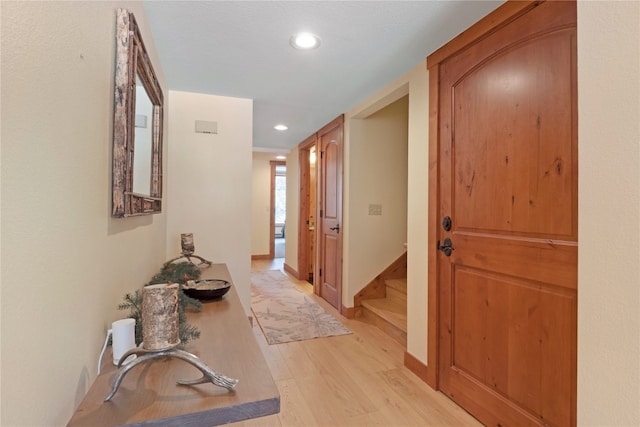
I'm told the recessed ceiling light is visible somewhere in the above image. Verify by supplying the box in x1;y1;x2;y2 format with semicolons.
290;32;321;50
274;124;288;131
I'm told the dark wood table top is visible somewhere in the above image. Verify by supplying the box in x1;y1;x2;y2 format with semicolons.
68;264;279;426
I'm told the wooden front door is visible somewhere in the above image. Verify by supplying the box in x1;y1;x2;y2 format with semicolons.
317;116;344;311
428;2;577;426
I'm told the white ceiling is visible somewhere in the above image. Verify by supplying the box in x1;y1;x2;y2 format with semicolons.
143;1;503;153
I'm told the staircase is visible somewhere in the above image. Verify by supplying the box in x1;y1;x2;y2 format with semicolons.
354;253;407;347
360;278;407;346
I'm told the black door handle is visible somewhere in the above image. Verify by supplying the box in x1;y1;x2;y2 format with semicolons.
442;215;452;231
437;238;454;256
329;224;340;233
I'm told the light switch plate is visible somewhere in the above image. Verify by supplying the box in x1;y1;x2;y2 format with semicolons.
368;204;382;215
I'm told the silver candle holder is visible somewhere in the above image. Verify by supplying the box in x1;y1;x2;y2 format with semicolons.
104;283;237;401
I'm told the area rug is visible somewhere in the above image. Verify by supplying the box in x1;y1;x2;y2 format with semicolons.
251;270;351;345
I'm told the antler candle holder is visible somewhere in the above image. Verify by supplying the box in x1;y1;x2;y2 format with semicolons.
166;233;212;266
104;283;237;401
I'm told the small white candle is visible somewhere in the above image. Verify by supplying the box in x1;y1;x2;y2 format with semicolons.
112;318;136;365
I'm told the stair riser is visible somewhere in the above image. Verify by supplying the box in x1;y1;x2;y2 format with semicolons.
386;287;406;306
385;279;407;295
361;306;407;347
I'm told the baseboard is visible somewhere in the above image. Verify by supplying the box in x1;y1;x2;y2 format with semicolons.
404;351;430;385
283;262;298;278
341;305;355;319
353;306;362;318
251;254;272;260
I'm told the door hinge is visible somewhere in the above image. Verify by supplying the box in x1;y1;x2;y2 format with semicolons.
321;151;324;159
319;268;322;276
320;209;323;218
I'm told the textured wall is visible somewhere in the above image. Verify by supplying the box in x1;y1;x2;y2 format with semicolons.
577;1;640;425
346;97;409;301
405;65;430;362
166;90;253;314
343;67;426;345
1;2;168;425
284;147;300;271
251;152;275;256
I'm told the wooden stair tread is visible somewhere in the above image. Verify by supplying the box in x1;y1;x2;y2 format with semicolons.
361;298;407;333
354;255;408;347
385;278;407;294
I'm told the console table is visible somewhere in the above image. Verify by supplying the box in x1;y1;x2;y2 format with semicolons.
68;264;280;426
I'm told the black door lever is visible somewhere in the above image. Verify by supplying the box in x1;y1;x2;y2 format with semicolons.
437;238;454;256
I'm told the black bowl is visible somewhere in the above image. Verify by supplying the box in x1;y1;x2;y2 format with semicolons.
182;279;231;300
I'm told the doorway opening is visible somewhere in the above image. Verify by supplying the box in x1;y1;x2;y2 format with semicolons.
298;135;318;284
274;164;286;259
297;115;344;312
270;160;286;259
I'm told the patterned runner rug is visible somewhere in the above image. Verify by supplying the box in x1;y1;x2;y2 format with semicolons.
251;270;351;344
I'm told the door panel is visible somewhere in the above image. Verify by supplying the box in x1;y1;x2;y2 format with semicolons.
318;117;343;310
432;1;577;426
451;267;575;425
452;31;576;238
320;232;339;307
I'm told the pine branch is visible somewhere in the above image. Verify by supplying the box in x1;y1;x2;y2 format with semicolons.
118;266;202;346
147;261;202;286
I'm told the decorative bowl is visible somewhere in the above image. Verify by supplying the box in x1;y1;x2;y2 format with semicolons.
182;279;231;300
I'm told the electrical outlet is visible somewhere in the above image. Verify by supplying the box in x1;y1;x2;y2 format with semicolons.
368;204;382;215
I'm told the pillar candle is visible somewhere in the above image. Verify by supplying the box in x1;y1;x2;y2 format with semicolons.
141;283;180;350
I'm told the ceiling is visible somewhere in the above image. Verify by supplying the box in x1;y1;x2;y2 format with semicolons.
143;1;503;153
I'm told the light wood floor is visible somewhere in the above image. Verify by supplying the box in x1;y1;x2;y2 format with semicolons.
230;259;482;427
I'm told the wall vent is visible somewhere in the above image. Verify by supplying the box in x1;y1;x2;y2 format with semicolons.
195;120;218;134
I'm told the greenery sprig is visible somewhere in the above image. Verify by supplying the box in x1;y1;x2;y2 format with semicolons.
118;261;204;347
148;261;202;286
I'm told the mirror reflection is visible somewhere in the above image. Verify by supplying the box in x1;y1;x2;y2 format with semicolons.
133;73;153;196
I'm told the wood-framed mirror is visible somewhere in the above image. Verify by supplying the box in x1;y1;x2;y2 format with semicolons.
112;8;163;217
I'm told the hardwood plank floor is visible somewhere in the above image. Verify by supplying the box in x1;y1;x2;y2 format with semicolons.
230;259;481;427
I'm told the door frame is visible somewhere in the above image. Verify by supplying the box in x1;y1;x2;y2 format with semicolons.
297;134;317;282
316;115;344;310
425;0;546;389
269;160;286;259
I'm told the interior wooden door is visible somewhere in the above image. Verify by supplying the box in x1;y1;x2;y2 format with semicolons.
298;134;317;283
428;1;577;426
317;116;344;311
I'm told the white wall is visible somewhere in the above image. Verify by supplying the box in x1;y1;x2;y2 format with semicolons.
345;97;409;302
1;2;168;425
405;65;430;362
285;146;300;272
251;152;274;256
344;65;429;361
577;1;640;425
166;91;253;314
